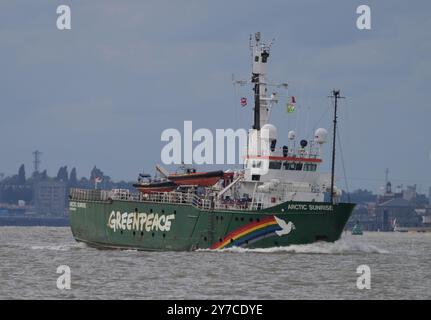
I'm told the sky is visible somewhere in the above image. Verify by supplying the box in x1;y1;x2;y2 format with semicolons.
0;0;430;193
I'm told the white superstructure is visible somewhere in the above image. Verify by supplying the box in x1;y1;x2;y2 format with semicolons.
216;33;340;210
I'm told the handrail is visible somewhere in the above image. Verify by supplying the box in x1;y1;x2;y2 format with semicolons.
69;188;213;211
70;185;328;212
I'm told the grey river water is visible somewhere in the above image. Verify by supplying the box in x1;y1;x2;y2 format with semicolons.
0;227;430;299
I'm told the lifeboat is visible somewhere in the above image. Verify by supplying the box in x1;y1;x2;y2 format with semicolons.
133;180;177;194
133;173;177;194
167;169;224;187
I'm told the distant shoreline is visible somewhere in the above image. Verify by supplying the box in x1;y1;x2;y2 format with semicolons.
0;216;69;227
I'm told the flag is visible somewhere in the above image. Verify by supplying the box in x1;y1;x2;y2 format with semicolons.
287;103;295;113
291;96;296;104
240;97;247;107
95;176;103;183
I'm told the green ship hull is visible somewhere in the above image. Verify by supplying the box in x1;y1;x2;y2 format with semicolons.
69;193;355;251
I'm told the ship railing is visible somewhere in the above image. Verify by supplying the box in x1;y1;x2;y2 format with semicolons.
142;192;195;206
70;188;216;211
69;188;110;202
141;192;213;210
213;200;254;211
268;147;320;159
246;148;320;160
283;184;322;194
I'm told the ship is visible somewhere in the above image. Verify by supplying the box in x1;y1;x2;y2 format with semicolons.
69;32;355;251
351;221;363;235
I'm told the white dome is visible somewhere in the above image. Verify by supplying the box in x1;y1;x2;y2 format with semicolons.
314;128;328;144
261;123;277;140
288;130;296;140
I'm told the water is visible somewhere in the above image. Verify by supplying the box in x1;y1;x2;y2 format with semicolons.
0;227;430;299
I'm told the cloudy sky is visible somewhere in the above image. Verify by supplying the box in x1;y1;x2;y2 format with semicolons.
1;0;430;192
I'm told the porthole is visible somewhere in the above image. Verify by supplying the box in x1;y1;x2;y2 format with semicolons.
163;233;166;238
249;218;253;222
133;231;136;236
135;208;138;212
140;232;144;236
150;209;153;213
162;209;165;214
240;217;244;221
152;233;155;237
120;230;123;235
204;236;207;241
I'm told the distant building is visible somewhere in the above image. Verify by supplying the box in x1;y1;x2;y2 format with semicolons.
376;198;422;231
402;185;417;201
347;203;376;231
377;181;399;204
34;181;66;216
347;179;431;231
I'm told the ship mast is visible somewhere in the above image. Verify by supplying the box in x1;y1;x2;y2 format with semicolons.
234;33;286;161
329;90;344;204
250;32;271;130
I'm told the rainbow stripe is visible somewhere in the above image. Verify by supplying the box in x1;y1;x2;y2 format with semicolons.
210;216;282;250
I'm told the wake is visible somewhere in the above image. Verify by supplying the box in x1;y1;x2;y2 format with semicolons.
198;238;389;255
30;242;88;251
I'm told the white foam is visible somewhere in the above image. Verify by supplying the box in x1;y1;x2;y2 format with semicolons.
31;242;88;251
197;239;389;254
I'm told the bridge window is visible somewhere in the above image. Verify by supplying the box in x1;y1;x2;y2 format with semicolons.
252;175;260;181
283;162;303;170
304;163;317;172
269;161;282;169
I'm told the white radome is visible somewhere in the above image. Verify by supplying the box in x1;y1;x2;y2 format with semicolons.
288;130;296;140
314;128;328;144
261;123;278;140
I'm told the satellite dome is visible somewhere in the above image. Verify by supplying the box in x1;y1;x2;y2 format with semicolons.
314;128;328;144
261;123;277;140
288;130;296;140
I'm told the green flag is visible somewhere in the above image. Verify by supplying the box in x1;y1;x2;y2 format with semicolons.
287;103;295;113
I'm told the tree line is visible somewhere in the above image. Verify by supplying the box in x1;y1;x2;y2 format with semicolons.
0;164;134;205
